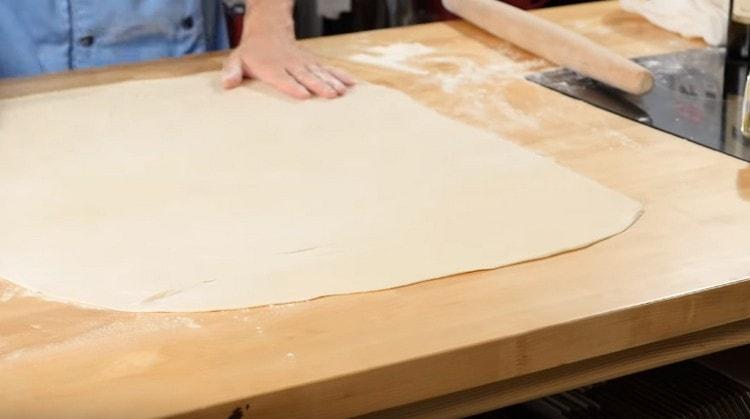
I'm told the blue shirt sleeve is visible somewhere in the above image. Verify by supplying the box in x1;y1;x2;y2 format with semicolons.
0;0;230;78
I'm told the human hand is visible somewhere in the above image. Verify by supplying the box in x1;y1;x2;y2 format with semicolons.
221;1;355;99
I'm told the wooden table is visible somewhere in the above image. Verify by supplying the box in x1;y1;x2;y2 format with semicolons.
2;2;750;418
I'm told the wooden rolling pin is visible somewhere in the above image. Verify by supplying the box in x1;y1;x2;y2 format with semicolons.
442;0;654;95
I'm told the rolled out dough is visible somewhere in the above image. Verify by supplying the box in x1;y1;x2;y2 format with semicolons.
0;73;642;312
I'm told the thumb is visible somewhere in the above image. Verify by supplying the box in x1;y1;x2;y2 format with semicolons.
221;52;244;90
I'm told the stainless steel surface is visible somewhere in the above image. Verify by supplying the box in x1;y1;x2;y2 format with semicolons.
527;48;750;162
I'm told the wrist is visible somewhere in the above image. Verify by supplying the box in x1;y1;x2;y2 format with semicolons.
244;0;295;40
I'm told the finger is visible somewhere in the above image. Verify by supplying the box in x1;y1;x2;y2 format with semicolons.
221;53;245;90
263;70;312;99
307;64;347;95
288;66;338;99
327;66;357;87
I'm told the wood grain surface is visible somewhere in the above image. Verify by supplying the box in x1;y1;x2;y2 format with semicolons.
442;0;654;94
2;2;749;418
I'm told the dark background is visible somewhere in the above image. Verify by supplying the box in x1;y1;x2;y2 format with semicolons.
314;0;601;37
224;0;602;43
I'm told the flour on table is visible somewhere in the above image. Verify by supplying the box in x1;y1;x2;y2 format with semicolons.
347;42;545;88
424;55;547;93
0;286;28;302
1;316;200;364
571;18;617;36
347;42;547;129
348;42;435;75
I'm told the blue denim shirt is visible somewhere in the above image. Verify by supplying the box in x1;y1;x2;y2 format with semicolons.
0;1;230;78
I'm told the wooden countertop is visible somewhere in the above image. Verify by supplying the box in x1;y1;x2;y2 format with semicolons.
2;2;750;418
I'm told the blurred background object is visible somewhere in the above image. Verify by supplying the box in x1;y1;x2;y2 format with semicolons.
620;0;728;47
223;0;601;45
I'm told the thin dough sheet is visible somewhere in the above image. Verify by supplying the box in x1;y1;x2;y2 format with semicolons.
0;73;642;312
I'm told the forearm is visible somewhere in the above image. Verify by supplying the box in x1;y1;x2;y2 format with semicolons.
243;0;295;39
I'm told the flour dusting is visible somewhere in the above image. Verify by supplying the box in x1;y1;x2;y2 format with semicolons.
571;19;614;36
349;42;435;75
172;316;202;329
425;55;547;93
346;42;546;130
602;130;643;150
2;315;201;363
0;286;28;302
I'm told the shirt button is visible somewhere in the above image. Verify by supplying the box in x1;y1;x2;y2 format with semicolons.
78;36;94;47
181;16;194;30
